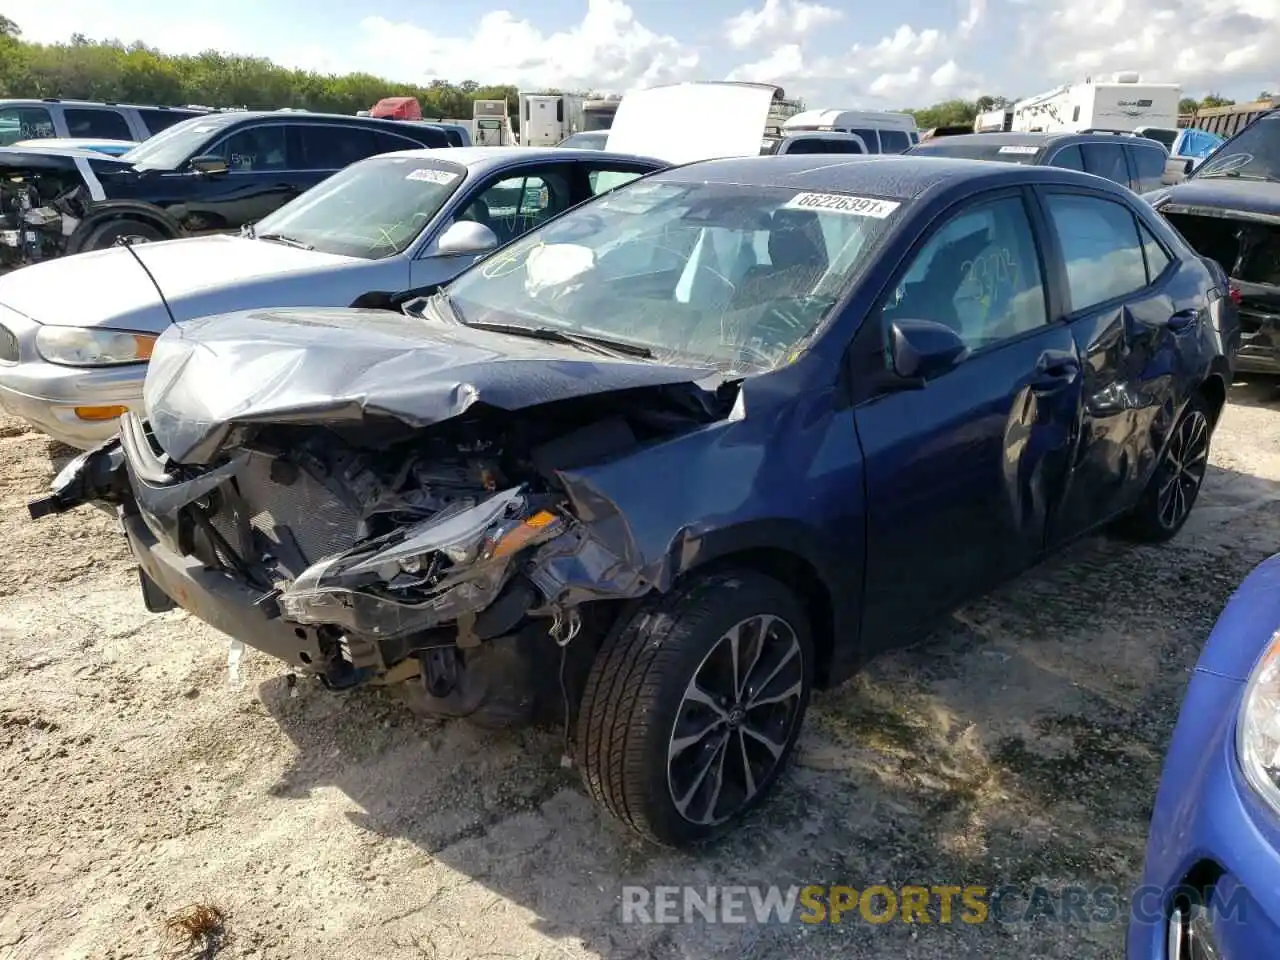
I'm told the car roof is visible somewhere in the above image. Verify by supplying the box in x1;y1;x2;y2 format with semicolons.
0;98;210;112
654;154;1121;198
369;145;666;173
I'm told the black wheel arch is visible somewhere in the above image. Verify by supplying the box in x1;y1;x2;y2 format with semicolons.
66;202;183;254
667;518;861;689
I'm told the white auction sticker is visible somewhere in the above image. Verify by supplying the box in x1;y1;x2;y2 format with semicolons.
782;192;901;218
997;145;1040;155
406;168;459;184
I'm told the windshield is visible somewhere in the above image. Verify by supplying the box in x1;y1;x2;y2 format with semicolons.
1193;114;1280;181
120;113;241;169
251;154;465;259
909;140;1044;164
442;177;903;375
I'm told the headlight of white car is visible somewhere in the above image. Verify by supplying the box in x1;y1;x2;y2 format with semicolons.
34;326;157;366
1236;631;1280;813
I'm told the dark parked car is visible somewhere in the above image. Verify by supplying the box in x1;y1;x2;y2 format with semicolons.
1143;109;1280;375
908;130;1169;194
32;156;1238;846
0;97;212;145
0;111;450;268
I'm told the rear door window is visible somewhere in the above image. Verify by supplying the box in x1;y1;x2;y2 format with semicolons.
0;106;55;144
1080;142;1129;186
850;128;881;153
296;124;379;170
878;129;911;154
1044;193;1148;311
588;166;647;195
1126;144;1167;193
370;129;428;155
63;108;132;140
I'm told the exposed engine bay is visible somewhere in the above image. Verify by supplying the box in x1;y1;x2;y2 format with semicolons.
0;166;89;269
1165;211;1280;367
79;382;732;721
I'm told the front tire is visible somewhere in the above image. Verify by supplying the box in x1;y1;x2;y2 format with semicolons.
84;218;169;251
1114;392;1213;542
576;571;813;847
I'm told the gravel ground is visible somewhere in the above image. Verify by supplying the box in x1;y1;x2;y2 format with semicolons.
3;382;1280;960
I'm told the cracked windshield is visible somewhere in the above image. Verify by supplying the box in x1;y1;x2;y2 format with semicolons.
443;179;901;374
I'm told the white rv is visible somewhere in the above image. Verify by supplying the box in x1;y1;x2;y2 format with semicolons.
1012;72;1181;134
517;92;586;146
781;109;919;153
974;107;1014;133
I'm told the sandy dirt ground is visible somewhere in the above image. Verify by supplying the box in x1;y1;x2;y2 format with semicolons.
3;382;1280;960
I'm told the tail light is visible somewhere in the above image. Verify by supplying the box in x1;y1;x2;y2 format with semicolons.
1229;284;1243;306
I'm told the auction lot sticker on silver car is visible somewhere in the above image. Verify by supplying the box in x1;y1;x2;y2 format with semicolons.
782;193;901;218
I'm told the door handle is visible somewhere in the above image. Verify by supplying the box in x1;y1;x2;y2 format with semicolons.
1031;352;1080;391
1165;308;1198;332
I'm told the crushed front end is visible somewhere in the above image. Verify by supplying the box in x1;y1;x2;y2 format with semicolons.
30;386;725;724
1162;206;1280;375
0;157;93;269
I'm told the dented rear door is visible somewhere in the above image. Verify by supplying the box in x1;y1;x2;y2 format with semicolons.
1037;187;1207;542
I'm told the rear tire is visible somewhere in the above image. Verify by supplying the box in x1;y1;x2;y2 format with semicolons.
84;218;169;251
1113;392;1213;542
576;570;813;847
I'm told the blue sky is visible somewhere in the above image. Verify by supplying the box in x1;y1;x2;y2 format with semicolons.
2;0;1277;108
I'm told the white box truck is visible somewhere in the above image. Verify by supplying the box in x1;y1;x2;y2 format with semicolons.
1012;72;1181;134
517;92;586;146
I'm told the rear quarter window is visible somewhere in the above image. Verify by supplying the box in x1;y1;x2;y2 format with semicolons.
878;129;911;154
137;108;202;136
63;108;132;140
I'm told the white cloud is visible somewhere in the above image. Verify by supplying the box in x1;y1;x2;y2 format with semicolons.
860;26;944;70
725;44;807;84
724;0;844;50
958;0;986;36
354;0;699;93
1015;0;1280;98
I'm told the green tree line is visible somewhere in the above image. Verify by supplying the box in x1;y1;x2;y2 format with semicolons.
0;16;1271;132
0;17;518;120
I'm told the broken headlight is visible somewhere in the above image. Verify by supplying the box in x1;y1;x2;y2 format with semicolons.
35;326;158;367
1236;631;1280;814
276;491;568;638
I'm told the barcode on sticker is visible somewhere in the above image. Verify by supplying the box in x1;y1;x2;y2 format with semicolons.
782;193;901;218
406;168;459;184
997;145;1039;155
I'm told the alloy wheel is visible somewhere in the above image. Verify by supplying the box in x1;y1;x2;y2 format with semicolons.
1157;408;1210;530
666;614;805;826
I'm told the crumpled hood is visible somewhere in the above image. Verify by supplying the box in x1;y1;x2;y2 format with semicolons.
144;305;720;465
1159;177;1280;220
0;235;359;329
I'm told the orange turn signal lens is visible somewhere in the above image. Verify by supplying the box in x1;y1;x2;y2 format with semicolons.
490;510;561;559
73;405;129;422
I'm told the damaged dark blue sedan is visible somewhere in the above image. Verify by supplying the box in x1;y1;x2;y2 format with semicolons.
30;155;1240;847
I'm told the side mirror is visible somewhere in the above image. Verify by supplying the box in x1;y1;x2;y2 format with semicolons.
1183;158;1195;176
436;219;499;257
888;319;970;384
190;155;229;175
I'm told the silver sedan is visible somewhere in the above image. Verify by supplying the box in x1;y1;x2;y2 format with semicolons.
0;146;662;448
